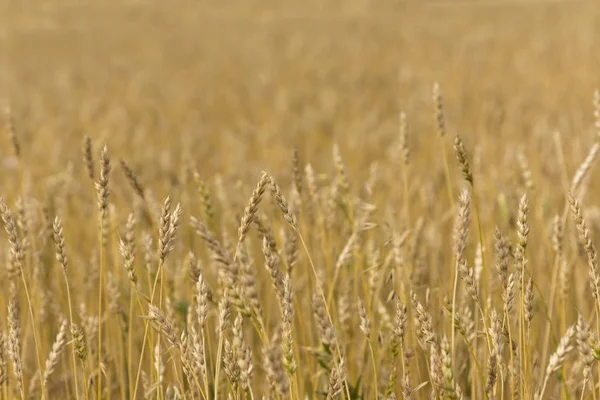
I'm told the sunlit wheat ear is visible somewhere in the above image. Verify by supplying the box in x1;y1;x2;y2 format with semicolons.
485;351;498;398
326;366;343;400
119;213;137;285
568;191;600;299
4;105;20;158
120;159;145;199
312;294;335;348
264;332;288;397
158;196;171;257
95;145;111;214
83;136;94;181
411;291;434;349
357;298;370;339
236;172;269;249
440;336;458;397
0;198;25;277
71;324;86;364
15;198;30;256
266;174;298;230
195;272;209;330
517;193;529;250
53;216;68;271
488;309;504;363
454;135;473;185
503;273;516;315
280;273;296;377
146;304;181;347
262;235;284;299
459;259;478;301
576;314;594;381
158;197;182;263
494;227;510;289
393;297;408;346
524;277;534;331
433;82;446;137
283;227;298;274
538;325;575;399
43;319;67;388
453;190;471;263
7;286;23;399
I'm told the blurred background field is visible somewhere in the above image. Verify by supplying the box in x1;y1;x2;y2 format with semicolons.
3;0;600;240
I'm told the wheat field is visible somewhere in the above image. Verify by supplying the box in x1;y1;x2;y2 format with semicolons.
2;1;600;399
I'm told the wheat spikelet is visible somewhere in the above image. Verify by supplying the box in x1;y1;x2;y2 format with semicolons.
454;136;473;184
43;320;68;388
433;83;446;137
237;172;269;249
120;159;145;199
83;136;94;181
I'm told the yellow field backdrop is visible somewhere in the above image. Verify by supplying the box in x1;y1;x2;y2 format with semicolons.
2;1;600;399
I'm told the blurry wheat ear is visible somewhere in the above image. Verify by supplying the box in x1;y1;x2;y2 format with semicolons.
7;289;23;400
43;320;68;389
0;332;6;388
193;172;215;230
399;112;410;166
358;298;378;398
451;190;470;365
454;135;473;185
594;89;600;138
333;144;350;195
120;159;145;199
0;199;25;278
568;191;600;301
4;106;20;158
0;199;46;395
236;172;269;254
538;325;575;398
83;136;94;181
571;142;599;193
292;148;303;197
433;83;445;137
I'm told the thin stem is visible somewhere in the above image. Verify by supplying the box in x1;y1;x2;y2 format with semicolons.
368;340;379;399
17;265;45;399
295;230;352;400
63;271;80;400
131;280;158;400
214;334;224;400
440;137;455;212
97;217;105;400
